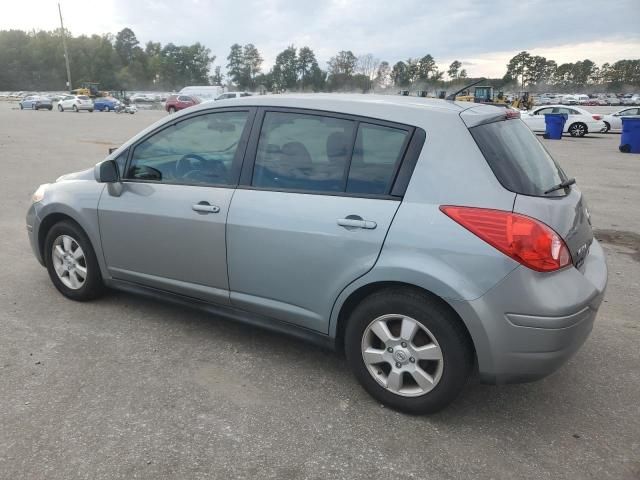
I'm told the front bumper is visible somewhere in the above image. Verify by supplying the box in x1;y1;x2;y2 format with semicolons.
451;239;608;384
26;203;44;266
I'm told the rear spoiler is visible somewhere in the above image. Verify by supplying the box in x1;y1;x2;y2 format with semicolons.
460;105;520;128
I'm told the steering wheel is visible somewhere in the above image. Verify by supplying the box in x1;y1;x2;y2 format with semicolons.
175;153;207;178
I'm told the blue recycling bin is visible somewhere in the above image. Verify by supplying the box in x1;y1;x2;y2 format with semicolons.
619;116;640;153
543;113;568;140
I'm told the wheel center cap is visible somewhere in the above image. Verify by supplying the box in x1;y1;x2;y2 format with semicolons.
393;349;409;364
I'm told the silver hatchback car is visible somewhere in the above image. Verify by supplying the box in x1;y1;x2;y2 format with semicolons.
27;95;607;413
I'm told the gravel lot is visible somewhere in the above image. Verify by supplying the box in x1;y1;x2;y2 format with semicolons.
0;101;638;480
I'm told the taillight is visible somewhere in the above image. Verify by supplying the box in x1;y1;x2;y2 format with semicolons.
440;206;572;272
592;115;602;120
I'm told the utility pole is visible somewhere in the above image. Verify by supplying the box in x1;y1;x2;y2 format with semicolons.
58;2;72;92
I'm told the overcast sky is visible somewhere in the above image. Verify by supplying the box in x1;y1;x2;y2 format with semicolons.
4;0;639;77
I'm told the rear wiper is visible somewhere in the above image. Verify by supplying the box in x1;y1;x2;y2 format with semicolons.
544;178;576;195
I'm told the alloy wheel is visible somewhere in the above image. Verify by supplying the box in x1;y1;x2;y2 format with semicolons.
51;235;87;290
361;314;444;397
570;124;585;136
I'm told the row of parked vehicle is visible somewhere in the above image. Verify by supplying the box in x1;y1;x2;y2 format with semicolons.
18;94;138;113
533;93;640;106
518;104;639;136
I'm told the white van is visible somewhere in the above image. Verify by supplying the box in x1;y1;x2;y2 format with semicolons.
178;86;224;102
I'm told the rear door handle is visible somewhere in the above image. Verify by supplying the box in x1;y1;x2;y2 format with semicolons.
337;216;377;230
192;202;220;214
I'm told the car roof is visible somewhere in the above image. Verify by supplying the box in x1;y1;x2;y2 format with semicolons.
185;93;489;126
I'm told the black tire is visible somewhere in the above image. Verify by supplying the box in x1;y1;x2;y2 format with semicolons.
345;288;473;414
89;109;93;113
568;122;587;137
20;103;24;110
104;106;110;112
603;121;610;133
58;104;63;112
168;106;176;114
32;103;37;110
43;220;105;301
48;106;53;111
73;104;78;112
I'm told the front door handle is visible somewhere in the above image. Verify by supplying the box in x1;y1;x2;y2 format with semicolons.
338;216;377;230
192;202;220;214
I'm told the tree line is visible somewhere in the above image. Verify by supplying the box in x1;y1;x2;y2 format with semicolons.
1;28;638;93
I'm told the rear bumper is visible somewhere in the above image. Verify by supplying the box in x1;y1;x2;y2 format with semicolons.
450;239;608;384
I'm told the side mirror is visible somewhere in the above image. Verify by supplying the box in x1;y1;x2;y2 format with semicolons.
95;159;119;183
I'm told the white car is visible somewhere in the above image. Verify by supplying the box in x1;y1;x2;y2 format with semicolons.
57;95;94;112
520;105;606;137
561;95;578;105
602;107;640;133
215;92;252;101
621;94;640;106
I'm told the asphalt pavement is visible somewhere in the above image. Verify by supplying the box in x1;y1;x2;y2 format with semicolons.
0;102;638;480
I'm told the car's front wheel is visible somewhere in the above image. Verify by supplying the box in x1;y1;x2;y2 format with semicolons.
58;104;63;112
345;288;473;414
603;121;611;133
568;122;587;137
44;221;105;301
72;104;78;112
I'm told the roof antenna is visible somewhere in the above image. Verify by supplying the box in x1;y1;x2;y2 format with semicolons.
446;78;486;101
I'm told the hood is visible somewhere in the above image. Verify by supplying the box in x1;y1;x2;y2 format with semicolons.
56;167;95;182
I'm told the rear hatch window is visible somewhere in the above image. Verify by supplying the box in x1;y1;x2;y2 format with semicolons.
470;119;568;197
471;118;593;268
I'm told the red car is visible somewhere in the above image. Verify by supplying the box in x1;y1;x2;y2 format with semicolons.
165;94;200;113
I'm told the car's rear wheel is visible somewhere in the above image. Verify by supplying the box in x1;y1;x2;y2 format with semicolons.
48;106;53;111
58;104;63;112
568;122;587;137
44;221;105;301
89;109;93;113
104;106;110;112
20;104;23;110
603;121;611;133
345;288;473;414
168;106;176;114
72;104;78;112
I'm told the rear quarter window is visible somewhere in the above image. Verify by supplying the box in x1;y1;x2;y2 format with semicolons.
470;119;568;197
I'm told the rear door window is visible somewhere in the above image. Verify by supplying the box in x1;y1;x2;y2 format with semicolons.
346;123;408;195
252;112;356;192
470;119;568;197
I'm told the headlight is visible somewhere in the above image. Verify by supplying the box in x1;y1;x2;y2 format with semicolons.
31;184;49;203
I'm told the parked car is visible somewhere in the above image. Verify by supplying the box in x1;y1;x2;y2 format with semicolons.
537;95;553;105
93;97;120;112
164;94;200;113
520;105;606;136
57;95;94;112
621;94;640;105
561;94;578;105
215;92;252;101
602;107;640;133
26;95;607;414
20;95;53;110
179;85;224;102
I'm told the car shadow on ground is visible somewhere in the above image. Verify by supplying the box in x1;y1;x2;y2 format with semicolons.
96;287;581;423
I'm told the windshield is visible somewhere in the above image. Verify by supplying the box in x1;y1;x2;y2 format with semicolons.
470;119;568;197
